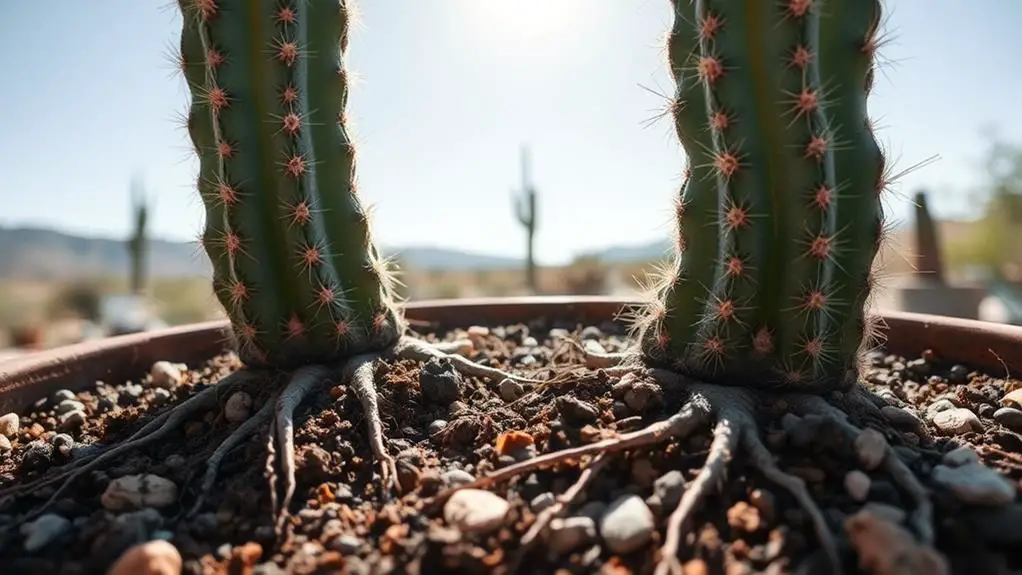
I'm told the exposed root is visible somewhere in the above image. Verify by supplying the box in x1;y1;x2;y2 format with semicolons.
428;338;474;356
430;400;710;504
513;452;611;568
657;415;740;575
343;352;398;496
394;335;544;384
741;426;836;573
3;370;251;518
273;365;333;533
785;393;935;545
189;392;279;517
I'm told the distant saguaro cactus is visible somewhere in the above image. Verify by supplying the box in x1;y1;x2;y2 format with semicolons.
512;146;539;293
127;177;149;295
914;190;946;283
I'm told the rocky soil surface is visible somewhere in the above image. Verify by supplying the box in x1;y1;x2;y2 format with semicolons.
0;320;1019;575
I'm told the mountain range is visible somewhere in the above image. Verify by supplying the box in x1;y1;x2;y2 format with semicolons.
0;225;670;281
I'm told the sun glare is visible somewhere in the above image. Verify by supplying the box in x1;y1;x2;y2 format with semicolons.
460;0;580;45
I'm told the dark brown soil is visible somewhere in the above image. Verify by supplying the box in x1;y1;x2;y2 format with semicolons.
0;320;1020;575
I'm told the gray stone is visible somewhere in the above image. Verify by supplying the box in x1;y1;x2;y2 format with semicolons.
599;494;654;554
931;463;1016;506
548;516;597;554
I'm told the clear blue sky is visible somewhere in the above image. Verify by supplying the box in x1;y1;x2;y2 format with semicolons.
1;1;1020;265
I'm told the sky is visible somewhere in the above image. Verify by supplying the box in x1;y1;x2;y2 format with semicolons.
1;1;1021;265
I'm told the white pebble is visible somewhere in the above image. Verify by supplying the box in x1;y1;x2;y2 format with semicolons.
0;435;11;453
931;463;1016;507
224;391;253;424
101;474;179;511
148;361;182;389
932;408;982;435
21;513;70;552
583;340;607;356
443;489;509;534
844;470;871;502
548;516;597;554
0;413;19;438
942;445;981;467
854;428;887;470
599;494;655;554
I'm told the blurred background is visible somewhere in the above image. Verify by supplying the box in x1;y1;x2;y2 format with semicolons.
1;0;1022;356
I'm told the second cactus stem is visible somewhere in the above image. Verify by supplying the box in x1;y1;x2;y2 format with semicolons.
639;0;886;391
181;0;402;369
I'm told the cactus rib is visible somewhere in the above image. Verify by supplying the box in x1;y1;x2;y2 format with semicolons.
640;0;885;391
180;0;402;368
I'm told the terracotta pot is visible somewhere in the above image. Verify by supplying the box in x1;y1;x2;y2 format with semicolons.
1;296;1020;413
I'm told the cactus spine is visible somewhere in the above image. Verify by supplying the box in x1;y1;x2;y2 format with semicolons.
128;177;149;296
512;146;539;294
179;0;402;368
639;0;886;391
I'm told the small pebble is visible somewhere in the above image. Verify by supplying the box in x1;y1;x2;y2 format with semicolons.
21;440;53;471
844;470;871;502
152;388;172;406
101;474;179;511
854;428;887;470
580;326;602;341
931;463;1016;506
427;419;447;438
55;399;85;415
941;446;980;467
59;410;86;430
498;378;524;402
108;539;183;575
993;407;1022;432
927;399;957;416
21;513;71;552
0;412;19;438
1001;389;1022;409
442;468;475;486
149;361;183;389
556;396;598;424
932;408;982;435
599;494;655;554
419;357;462;406
583;340;607;356
51;434;74;457
531;492;555;512
328;534;362;555
52;389;76;403
224;391;253;423
443;489;509;534
880;406;922;430
948;364;969;384
653;470;686;510
548;516;597;554
861;502;907;524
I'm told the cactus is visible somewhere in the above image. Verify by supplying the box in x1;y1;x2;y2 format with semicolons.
637;0;886;391
913;190;946;283
127;177;149;295
512;146;539;293
179;0;403;368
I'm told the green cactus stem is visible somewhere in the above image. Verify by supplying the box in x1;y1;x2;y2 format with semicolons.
180;0;402;368
638;0;886;392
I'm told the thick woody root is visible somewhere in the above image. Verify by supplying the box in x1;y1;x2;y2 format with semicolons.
395;336;544;384
433;374;942;575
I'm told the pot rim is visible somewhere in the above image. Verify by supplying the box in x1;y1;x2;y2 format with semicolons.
1;296;1019;412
